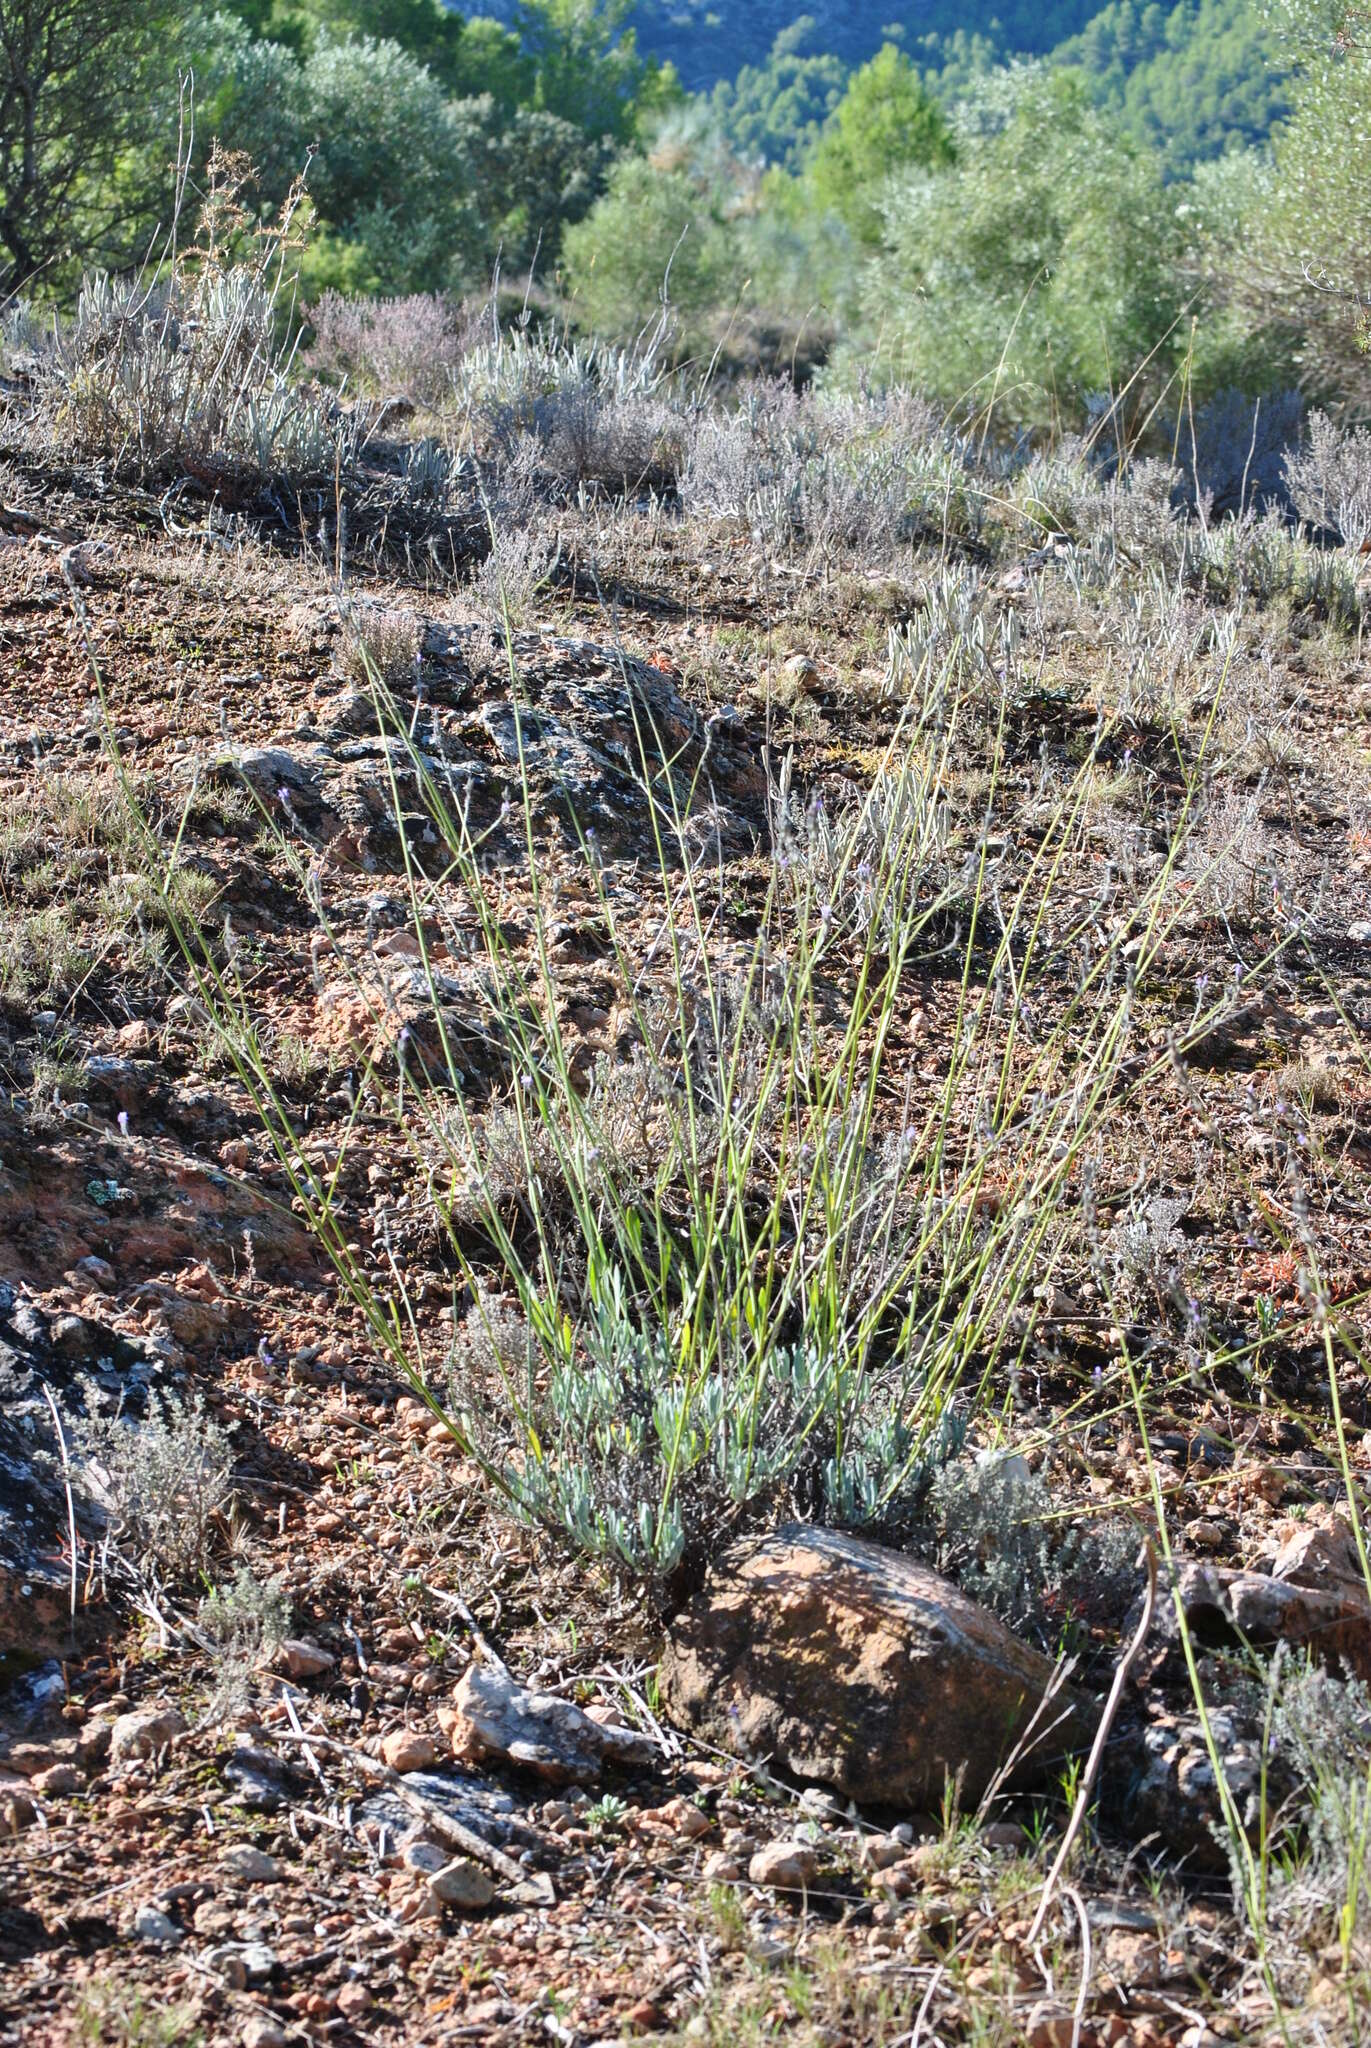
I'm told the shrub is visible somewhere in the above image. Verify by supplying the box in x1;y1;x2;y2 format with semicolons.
1181;785;1273;922
770;740;958;943
32;154;342;485
452;329;686;495
927;1454;1137;1643
1257;1656;1371;1957
861;69;1185;431
1222;12;1371;413
560;156;736;349
1194;507;1361;623
1006;448;1183;563
483;104;615;265
679;383;977;551
198;1567;291;1721
1284;410;1371;543
172;629;1230;1589
470;521;559;628
299;34;488;294
335;603;424;688
75;1393;234;1587
305;290;469;404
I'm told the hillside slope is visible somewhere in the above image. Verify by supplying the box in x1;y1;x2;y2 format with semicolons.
462;1;1286;169
463;1;1100;90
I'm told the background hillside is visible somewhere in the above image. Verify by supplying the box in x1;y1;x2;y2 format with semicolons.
477;0;1101;84
465;0;1286;171
0;0;1360;419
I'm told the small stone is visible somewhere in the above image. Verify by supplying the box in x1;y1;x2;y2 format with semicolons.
401;1841;448;1874
859;1835;906;1871
797;1786;841;1817
747;1841;819;1892
335;1982;372;2019
2;1744;57;1778
380;1729;440;1773
1102;1931;1164;1988
427;1858;495;1911
275;1638;335;1681
76;1720;113;1768
389;1872;443;1923
110;1706;187;1765
1348;921;1371;944
241;2020;289;2048
32;1764;83;1797
71;1254;117;1292
223;1745;293;1812
50;1313;97;1358
194;1900;239;1937
203;1945;249;1990
903;1841;945;1877
1176;1558;1371;1680
1024;2002;1075;2048
116;1020;154;1052
1185;1518;1226;1551
625;1996;666;2032
133;1905;185;1947
659;1795;710;1839
240;1942;278;1983
167;993;211;1027
0;1790;36;1835
450;1661;654;1783
701;1852;741;1882
218;1844;281;1883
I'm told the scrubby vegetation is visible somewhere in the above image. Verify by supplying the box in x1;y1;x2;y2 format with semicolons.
3;2;1371;2044
0;0;1364;409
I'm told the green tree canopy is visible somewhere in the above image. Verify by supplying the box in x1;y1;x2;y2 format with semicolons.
512;0;679;140
1055;0;1290;172
560;152;733;344
219;0;528;100
806;43;954;245
0;0;187;290
863;68;1184;425
1205;0;1371;408
710;18;849;167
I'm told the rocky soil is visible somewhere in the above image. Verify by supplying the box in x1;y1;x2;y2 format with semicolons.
0;451;1370;2048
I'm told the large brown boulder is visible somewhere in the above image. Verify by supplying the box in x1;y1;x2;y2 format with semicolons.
660;1525;1095;1809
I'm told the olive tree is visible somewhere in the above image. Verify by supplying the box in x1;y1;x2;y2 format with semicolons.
862;69;1185;431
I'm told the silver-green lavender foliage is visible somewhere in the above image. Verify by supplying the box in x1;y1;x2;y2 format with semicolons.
76;1392;234;1584
457;1257;963;1577
1263;1657;1371;1946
